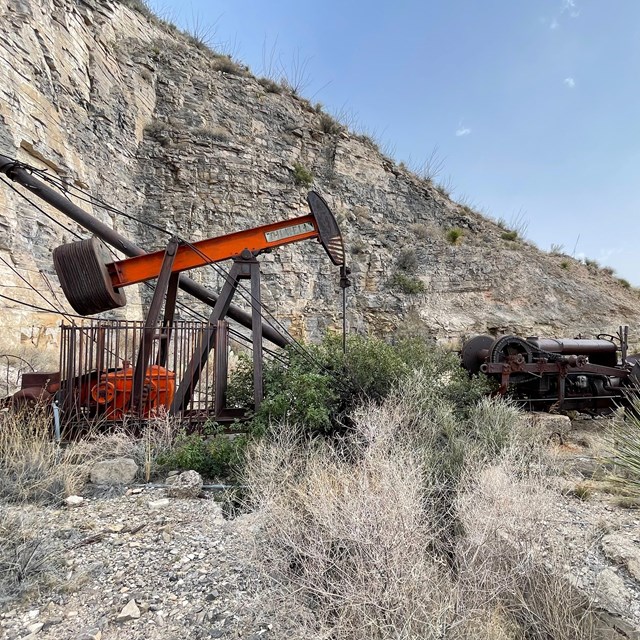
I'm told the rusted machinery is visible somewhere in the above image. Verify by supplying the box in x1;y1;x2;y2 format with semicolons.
461;326;640;412
0;154;347;428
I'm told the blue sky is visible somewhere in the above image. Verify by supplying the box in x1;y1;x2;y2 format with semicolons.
147;0;640;284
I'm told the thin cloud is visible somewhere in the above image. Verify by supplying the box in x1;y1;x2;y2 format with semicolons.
455;127;471;137
564;77;576;88
548;0;579;29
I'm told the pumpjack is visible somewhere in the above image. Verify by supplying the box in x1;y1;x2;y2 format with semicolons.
0;155;348;427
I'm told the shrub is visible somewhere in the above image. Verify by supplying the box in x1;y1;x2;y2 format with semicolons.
244;423;454;639
435;182;451;198
257;77;283;94
193;126;230;142
445;227;464;245
248;335;475;438
560;260;570;269
501;230;518;241
550;243;565;255
318;113;341;134
212;56;247;76
584;257;600;270
389;272;425;294
292;162;313;187
117;0;154;19
571;483;592;501
395;248;419;272
410;222;433;240
0;511;62;605
157;428;246;479
0;405;85;504
618;277;631;289
243;371;592;639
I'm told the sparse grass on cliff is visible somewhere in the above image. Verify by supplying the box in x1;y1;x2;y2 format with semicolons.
446;226;464;245
292;162;313;187
389;271;426;294
501;230;518;241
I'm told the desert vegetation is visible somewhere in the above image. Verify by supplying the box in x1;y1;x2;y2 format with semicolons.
243;358;598;639
3;334;636;637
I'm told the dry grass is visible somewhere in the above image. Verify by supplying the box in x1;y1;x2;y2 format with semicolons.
245;425;455;639
455;458;596;639
0;510;62;604
244;371;597;639
0;404;85;504
0;407;183;504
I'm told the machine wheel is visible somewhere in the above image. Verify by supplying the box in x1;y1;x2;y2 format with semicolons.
490;335;534;365
53;237;126;315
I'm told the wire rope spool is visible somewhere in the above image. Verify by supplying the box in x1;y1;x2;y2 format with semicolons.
53;237;126;315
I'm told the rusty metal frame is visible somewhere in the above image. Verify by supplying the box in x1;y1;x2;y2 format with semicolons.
171;249;263;416
58;320;223;429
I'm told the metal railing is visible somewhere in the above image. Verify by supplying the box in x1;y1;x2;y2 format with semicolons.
59;320;223;428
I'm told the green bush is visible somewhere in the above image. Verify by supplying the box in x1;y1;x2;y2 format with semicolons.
501;230;518;241
292;162;313;187
560;260;570;270
389;272;426;294
246;334;490;439
445;227;464;245
158;428;245;479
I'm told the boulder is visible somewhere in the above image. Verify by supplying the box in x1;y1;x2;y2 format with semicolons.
165;470;203;499
602;534;640;582
90;458;137;485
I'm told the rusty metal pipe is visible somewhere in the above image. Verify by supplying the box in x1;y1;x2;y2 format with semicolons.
527;338;617;367
0;155;288;347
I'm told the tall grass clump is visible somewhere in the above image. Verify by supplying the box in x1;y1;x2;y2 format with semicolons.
606;398;640;495
0;405;85;504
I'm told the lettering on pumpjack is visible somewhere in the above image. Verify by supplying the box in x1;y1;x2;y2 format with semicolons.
264;222;315;243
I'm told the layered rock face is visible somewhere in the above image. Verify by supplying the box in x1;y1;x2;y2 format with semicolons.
1;0;639;356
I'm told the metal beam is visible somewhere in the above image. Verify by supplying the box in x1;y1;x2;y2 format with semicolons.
0;155;288;348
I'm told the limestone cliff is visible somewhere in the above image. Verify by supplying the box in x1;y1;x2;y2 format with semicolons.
1;0;639;355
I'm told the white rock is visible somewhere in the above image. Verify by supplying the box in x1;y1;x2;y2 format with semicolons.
64;495;84;507
27;622;44;634
602;534;640;581
116;599;141;623
595;567;632;612
165;470;203;499
90;458;138;485
148;498;170;510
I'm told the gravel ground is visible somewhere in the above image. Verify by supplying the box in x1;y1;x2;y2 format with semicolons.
2;418;640;639
0;489;292;640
